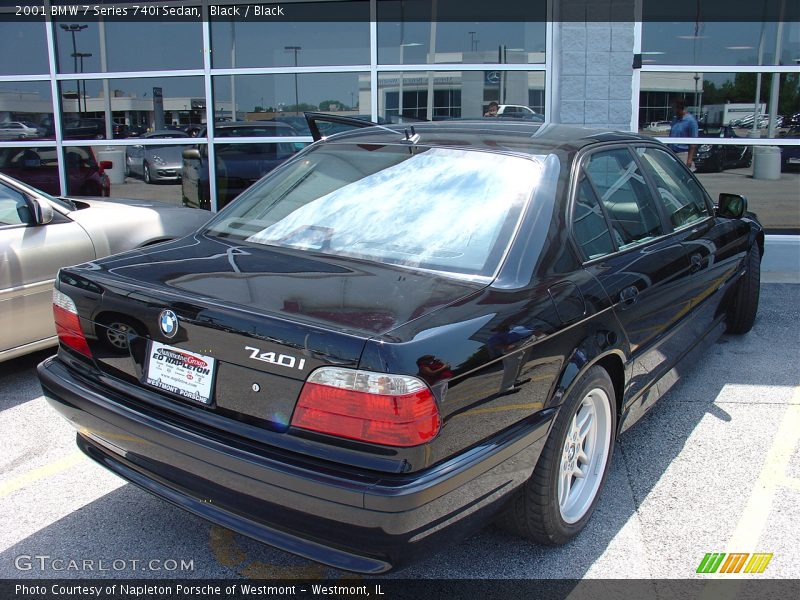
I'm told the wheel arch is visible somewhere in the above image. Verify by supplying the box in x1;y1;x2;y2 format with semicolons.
551;344;627;425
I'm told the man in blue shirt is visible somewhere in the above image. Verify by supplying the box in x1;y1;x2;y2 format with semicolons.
669;98;699;171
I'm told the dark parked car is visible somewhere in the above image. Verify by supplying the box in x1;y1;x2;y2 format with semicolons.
39;118;763;573
780;126;800;170
181;121;301;210
693;124;752;172
0;146;111;197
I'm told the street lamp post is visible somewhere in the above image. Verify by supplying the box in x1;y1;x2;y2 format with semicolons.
285;46;301;115
468;31;479;52
60;24;87;115
72;52;92;114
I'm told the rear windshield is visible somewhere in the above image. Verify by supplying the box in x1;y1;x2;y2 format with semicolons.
205;143;541;277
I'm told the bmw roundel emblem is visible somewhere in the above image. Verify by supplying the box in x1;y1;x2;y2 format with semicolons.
159;310;179;338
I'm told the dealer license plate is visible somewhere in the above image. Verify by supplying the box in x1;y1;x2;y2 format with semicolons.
789;157;800;164
144;341;216;405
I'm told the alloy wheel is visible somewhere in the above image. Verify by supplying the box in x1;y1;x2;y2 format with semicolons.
557;387;612;524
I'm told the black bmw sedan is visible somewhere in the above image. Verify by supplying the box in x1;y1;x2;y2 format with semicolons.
38;119;763;573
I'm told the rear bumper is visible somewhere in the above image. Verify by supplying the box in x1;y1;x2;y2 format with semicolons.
38;357;551;573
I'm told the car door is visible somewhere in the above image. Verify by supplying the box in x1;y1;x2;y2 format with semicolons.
127;144;144;176
0;181;95;356
181;140;206;209
574;146;697;407
636;145;751;336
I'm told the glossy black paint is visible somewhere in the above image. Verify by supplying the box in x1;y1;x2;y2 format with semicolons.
39;122;763;572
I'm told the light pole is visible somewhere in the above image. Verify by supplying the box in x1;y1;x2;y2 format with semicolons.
72;52;92;114
468;31;478;52
60;24;87;115
285;46;301;115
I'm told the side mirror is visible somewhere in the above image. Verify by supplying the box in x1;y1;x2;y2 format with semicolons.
182;148;202;160
99;160;113;170
31;198;54;225
717;193;748;219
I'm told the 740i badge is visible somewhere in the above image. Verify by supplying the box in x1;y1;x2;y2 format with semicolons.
245;346;306;371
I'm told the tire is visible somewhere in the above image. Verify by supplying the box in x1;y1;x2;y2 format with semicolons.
143;161;152;184
727;243;761;334
496;365;616;544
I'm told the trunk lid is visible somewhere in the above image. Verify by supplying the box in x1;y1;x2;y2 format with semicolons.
60;234;484;431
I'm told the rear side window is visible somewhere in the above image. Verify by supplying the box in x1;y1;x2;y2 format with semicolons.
636;147;709;229
572;172;615;260
583;148;664;250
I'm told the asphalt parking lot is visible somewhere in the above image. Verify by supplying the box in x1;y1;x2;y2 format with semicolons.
1;282;798;580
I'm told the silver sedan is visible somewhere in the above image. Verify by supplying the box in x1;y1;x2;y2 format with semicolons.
0;172;211;362
125;130;189;184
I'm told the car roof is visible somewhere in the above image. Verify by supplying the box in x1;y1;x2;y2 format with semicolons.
322;121;656;156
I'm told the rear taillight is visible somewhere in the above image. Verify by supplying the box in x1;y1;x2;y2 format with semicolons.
53;289;92;358
291;367;440;447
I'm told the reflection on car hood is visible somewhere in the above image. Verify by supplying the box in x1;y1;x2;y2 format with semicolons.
67;196;180;209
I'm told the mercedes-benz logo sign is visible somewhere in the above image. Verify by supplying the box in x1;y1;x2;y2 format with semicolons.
159;309;179;338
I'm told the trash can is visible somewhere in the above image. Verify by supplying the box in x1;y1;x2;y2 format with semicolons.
752;146;781;180
97;148;126;185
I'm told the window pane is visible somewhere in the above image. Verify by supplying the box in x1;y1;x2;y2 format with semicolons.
638;72;800;136
378;71;545;121
0;146;62;197
0;82;54;138
584;148;664;249
59;76;205;140
63;145;110;196
573;173;615;260
205;144;540;277
694;142;800;233
0;21;48;75
54;19;203;73
638;147;709;229
211;3;369;68
378;1;546;65
642;20;800;66
213;73;366;129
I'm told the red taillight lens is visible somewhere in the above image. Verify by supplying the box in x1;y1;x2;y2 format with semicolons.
53;289;92;358
291;368;440;447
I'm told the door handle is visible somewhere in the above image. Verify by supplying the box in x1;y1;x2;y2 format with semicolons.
690;253;704;272
619;285;639;307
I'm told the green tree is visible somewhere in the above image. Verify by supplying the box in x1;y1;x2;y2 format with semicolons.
318;99;344;111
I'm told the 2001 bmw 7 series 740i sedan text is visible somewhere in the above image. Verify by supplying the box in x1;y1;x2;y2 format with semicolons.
38;117;763;573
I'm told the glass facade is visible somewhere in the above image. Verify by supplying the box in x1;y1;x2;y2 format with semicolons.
0;4;548;211
0;3;794;233
639;7;800;233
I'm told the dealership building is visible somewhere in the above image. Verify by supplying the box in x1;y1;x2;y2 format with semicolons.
0;0;797;241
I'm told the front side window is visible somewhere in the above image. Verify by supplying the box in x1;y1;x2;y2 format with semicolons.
206;144;543;277
0;181;30;226
637;147;709;229
583;148;664;250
